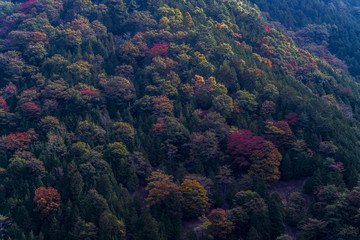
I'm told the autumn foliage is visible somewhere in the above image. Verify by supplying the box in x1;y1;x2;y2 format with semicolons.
285;112;299;126
0;0;358;238
264;120;295;148
180;179;210;218
208;208;234;240
152;95;174;117
149;43;169;58
192;75;217;95
145;170;181;207
0;97;9;111
33;187;61;218
21;102;41;120
248;141;283;185
5;128;38;151
227;129;265;168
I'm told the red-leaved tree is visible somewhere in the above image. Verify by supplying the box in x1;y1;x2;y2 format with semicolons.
21;102;41;120
0;97;9;111
285;112;299;126
227;129;265;168
33;187;61;218
5;128;38;151
152;95;174;117
149;43;169;58
208;208;234;240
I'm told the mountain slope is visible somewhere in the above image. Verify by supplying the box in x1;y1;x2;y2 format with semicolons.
0;0;360;239
250;0;360;78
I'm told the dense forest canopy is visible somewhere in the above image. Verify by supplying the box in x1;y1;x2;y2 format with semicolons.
250;0;360;79
1;0;360;239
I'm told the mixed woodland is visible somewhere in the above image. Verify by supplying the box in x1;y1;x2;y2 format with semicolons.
251;0;360;79
1;0;360;239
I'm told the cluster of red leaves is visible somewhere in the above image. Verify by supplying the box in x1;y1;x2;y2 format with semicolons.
330;162;346;172
284;60;300;75
298;49;312;58
73;85;98;97
152;117;168;136
33;187;61;218
5;128;38;151
346;190;360;207
0;97;9;111
227;129;265;167
153;123;163;136
2;82;17;97
21;102;41;119
285;113;299;126
149;43;169;58
20;0;36;12
208;208;234;240
312;59;318;67
79;87;97;96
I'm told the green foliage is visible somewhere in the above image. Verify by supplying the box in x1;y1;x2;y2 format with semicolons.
1;0;360;239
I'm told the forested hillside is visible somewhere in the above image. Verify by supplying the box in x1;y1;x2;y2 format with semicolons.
251;0;360;79
1;0;360;239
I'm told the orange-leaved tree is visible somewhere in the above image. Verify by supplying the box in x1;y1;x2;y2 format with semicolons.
208;208;234;240
248;141;282;186
33;187;61;218
145;170;181;207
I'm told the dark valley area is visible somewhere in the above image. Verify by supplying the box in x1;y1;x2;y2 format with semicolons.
1;0;360;239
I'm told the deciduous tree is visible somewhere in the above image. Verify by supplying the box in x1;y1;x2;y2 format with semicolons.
145;171;181;208
227;129;265;168
264;121;295;148
0;97;9;111
33;187;61;218
152;95;173;117
208;208;234;240
5;129;38;151
248;141;282;185
180;179;210;218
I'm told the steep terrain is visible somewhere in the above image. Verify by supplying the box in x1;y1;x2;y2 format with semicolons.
0;0;360;239
251;0;360;79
